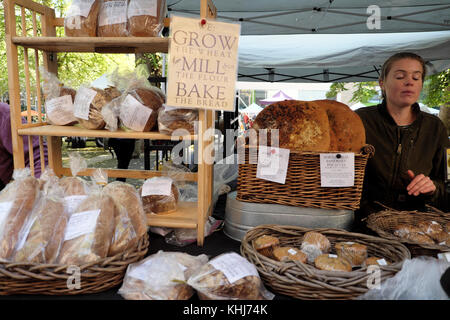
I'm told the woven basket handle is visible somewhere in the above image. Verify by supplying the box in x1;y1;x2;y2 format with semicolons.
360;144;375;157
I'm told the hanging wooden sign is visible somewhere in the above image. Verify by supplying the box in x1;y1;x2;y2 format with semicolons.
166;15;240;111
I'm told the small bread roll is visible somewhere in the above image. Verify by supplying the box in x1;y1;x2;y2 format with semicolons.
253;235;279;258
335;242;368;266
418;220;446;242
301;231;331;263
314;254;352;272
272;247;307;263
363;257;389;267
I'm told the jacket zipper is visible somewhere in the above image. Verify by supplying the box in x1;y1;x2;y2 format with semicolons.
390;127;402;195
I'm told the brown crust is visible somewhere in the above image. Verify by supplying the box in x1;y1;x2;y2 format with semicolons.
314;254;352;272
128;0;165;37
65;0;101;37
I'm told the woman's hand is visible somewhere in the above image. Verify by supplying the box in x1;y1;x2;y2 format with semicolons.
406;170;436;196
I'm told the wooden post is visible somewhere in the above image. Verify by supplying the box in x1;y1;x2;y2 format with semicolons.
5;0;26;170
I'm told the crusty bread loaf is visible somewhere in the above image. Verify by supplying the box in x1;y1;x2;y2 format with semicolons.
272;247;307;263
103;181;147;252
393;224;423;237
252;100;331;152
140;182;179;215
57;193;116;265
97;0;128;37
314;254;352;272
335;242;368;266
158;107;198;135
77;87;121;130
129;88;163;131
313;99;366;152
128;0;166;37
300;231;331;263
0;176;40;260
59;176;88;196
417;220;446;242
65;0;101;37
13;197;68;264
253;235;279;258
363;257;389;267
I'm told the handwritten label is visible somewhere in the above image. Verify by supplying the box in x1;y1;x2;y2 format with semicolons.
46;95;77;125
167;15;240;111
209;252;259;284
73;87;97;120
142;177;173;196
120;94;153;132
128;0;157;18
256;146;290;184
64;209;100;241
98;0;127;26
320;153;355;187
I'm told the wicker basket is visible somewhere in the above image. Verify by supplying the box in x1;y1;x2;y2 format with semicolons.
365;205;450;257
240;224;410;300
237;145;375;211
0;233;149;295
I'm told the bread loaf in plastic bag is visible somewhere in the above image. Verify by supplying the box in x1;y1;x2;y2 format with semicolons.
128;0;166;37
65;0;101;37
97;0;129;37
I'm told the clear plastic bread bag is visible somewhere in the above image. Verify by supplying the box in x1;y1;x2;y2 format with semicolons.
157;105;199;135
97;0;129;37
65;0;101;37
41;68;77;126
102;180;149;256
57;169;116;265
139;176;179;215
128;0;166;37
0;168;40;261
13;178;71;264
118;250;209;300
59;152;90;198
359;257;450;300
187;252;274;300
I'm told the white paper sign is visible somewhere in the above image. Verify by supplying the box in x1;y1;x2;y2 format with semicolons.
0;202;13;229
142;177;173;196
377;259;388;266
120;94;153;132
73;87;97;120
328;254;338;258
64;209;101;241
46;95;77;125
320;153;355;187
128;0;157;18
66;0;96;18
209;252;259;284
64;195;88;215
256;146;290;184
99;0;127;26
288;248;298;255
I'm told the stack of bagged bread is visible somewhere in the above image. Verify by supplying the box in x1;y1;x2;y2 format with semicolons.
0;169;148;265
64;0;166;38
253;231;390;272
251;99;366;152
393;220;450;246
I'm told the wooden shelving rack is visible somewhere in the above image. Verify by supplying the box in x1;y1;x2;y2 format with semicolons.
4;0;217;246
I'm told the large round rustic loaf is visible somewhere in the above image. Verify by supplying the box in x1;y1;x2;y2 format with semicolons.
252;100;331;152
128;0;166;37
313;99;366;152
128;87;164;131
65;0;101;37
158;106;198;135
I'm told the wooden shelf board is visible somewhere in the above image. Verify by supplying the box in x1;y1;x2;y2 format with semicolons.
146;201;198;229
17;124;196;140
12;36;169;53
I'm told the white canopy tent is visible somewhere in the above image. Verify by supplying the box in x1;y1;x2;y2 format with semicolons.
167;0;450;82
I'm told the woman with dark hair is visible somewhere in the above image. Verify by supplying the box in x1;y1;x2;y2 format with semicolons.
355;52;449;223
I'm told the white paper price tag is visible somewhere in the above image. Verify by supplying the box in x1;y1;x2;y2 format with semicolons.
128;0;157;18
73;87;97;120
288;248;298;255
376;258;388;266
256;146;290;184
328;254;338;258
120;94;153;132
209;253;258;284
46;95;77;125
320;153;355;187
142;177;173;196
0;202;13;228
66;0;96;18
64;209;101;241
99;0;128;26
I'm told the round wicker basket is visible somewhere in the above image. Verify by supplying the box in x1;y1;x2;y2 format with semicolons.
240;224;410;300
0;233;149;295
365;205;450;257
